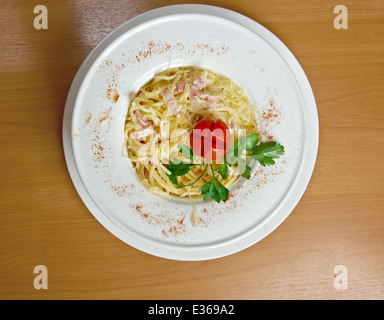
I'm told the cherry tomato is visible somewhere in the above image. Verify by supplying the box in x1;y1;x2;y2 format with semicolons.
190;119;230;161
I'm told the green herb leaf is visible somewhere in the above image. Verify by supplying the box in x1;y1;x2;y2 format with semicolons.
225;136;245;166
241;163;252;179
201;179;216;201
234;135;246;157
178;144;196;161
216;163;229;180
245;133;259;152
236;158;251;179
249;141;285;166
201;177;229;203
224;149;237;167
166;160;199;185
167;172;178;185
215;178;229;202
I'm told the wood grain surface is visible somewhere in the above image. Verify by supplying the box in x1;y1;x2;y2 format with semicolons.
1;0;383;300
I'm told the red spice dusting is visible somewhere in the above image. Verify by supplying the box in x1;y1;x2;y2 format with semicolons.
92;134;105;169
107;88;119;103
123;40;231;64
110;184;130;197
261;97;282;141
89;111;113;173
82;112;92;128
133;203;187;239
109;183;136;198
162;224;185;238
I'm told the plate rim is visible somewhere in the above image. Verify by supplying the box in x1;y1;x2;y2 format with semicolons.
63;4;319;261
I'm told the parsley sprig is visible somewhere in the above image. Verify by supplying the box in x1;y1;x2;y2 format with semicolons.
201;164;229;202
166;134;284;203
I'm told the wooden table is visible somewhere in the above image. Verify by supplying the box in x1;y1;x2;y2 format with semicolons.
1;0;383;300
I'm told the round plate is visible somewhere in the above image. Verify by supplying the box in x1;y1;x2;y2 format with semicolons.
63;4;318;260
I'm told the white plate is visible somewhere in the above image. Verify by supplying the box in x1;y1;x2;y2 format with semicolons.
63;4;318;260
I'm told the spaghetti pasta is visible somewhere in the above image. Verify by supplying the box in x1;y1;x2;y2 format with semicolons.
124;67;259;199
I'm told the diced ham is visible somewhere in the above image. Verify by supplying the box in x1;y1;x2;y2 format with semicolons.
162;87;174;103
193;77;205;90
199;94;221;104
190;77;206;106
134;110;149;128
176;82;186;92
190;84;199;97
190;89;198;106
130;125;154;139
162;87;181;115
